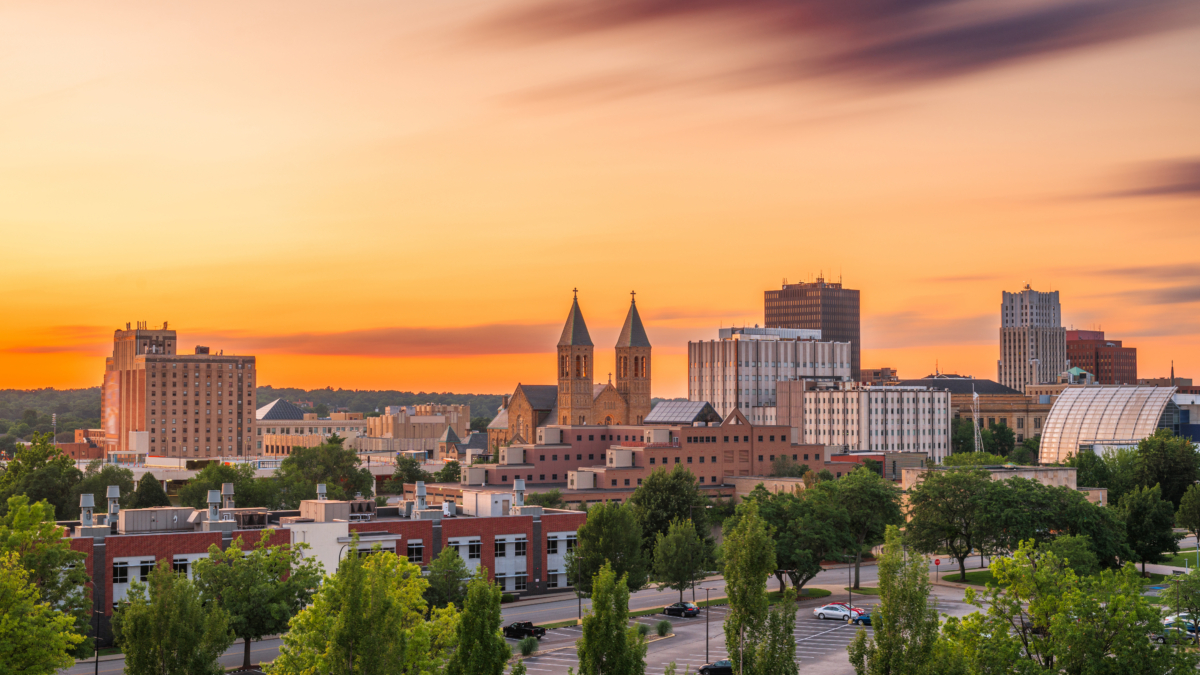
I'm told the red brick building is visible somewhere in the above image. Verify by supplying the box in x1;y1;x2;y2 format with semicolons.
1066;330;1137;385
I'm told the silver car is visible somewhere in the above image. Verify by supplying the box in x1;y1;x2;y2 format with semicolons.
813;603;859;621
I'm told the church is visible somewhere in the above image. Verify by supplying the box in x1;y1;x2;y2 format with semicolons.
488;292;653;448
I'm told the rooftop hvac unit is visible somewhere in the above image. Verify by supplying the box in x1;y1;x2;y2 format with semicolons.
349;513;372;522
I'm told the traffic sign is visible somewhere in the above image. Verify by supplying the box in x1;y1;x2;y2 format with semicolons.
934;559;940;565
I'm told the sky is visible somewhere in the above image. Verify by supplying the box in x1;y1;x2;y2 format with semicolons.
1;0;1198;398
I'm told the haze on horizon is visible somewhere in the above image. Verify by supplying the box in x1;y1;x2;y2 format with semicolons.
1;0;1198;398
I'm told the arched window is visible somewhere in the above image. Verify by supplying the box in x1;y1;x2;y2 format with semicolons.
575;355;582;378
578;415;585;425
583;355;589;377
641;356;648;378
605;416;613;425
633;357;639;377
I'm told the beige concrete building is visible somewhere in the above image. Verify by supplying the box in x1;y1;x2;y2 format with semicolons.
998;285;1067;392
899;376;1051;445
256;400;368;456
368;404;470;442
103;322;256;459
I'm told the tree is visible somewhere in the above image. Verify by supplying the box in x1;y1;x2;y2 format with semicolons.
754;588;799;675
180;461;279;510
722;501;776;674
575;562;647;675
114;560;234;675
434;461;462;484
270;541;459;675
0;433;81;518
1012;435;1039;465
70;460;137;517
193;529;324;670
652;518;708;603
770;455;808;478
1066;449;1110;488
426;545;471;609
816;468;834;482
1045;484;1131;569
861;458;883;476
446;567;510;675
1043;534;1099;576
1119;483;1178;575
1177;483;1200;545
1135;430;1200;507
0;551;84;674
525;489;566;510
131;472;172;509
470;416;493;432
950;418;977;454
566;501;648;595
628;465;711;555
941;452;1008;467
837;467;903;588
944;541;1196;674
849;526;955;675
906;468;993;581
0;495;91;655
384;457;432;493
987;424;1016;457
314;403;330;418
1166;567;1200;630
275;440;374;507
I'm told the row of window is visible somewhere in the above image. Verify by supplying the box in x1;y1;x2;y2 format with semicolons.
688;435;775;443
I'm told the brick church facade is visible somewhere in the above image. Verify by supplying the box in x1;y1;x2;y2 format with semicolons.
490;293;652;447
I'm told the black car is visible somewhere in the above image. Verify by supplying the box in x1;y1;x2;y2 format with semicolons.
662;602;700;617
502;622;546;640
849;612;872;626
698;659;734;675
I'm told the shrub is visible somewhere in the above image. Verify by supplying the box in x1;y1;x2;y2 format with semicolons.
656;619;672;637
501;593;515;603
519;636;538;656
636;622;651;638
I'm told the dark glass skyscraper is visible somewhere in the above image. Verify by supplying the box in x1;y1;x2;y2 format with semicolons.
764;277;861;380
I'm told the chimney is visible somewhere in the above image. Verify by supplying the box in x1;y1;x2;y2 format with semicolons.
316;484;327;501
80;494;95;528
221;483;235;509
416;481;427;510
514;478;526;507
106;485;121;517
207;490;221;520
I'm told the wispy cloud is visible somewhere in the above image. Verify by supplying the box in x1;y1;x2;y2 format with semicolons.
863;311;994;349
477;0;1198;88
1100;159;1200;199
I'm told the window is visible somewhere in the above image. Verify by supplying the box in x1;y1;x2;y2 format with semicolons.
552;455;558;461
699;476;705;483
589;435;594;441
539;475;545;480
674;457;680;464
589;454;594;460
624;479;630;486
548;538;559;554
514;575;528;591
770;436;775;442
540;455;546;461
407;542;424;563
172;557;189;575
758;435;763;441
769;455;774;461
724;436;729;442
113;562;129;584
687;457;693;464
758;455;763;462
611;479;617;486
552;474;557;480
548;574;559;589
577;454;582;460
699;456;705;464
712;476;717;484
495;541;507;558
711;456;716;463
502;475;508;482
804;454;809;461
577;435;582;441
637;478;642;486
650;457;655;465
468;542;481;560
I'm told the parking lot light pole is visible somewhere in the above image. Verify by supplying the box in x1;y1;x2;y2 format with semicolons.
700;586;713;663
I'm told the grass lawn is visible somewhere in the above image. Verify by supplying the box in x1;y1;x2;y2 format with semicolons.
945;570;1004;587
843;587;881;595
1164;551;1200;568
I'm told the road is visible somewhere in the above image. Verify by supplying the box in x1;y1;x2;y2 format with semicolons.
64;559;981;675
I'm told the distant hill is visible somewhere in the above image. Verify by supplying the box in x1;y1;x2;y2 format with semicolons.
0;388;102;440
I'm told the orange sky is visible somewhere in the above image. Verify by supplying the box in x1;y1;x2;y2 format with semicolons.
1;0;1198;398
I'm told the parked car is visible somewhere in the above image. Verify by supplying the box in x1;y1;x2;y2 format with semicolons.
502;622;546;640
849;612;872;626
830;601;867;615
1151;622;1197;644
698;659;734;675
662;602;700;617
814;604;861;621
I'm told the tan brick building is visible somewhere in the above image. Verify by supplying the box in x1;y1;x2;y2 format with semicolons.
102;322;256;459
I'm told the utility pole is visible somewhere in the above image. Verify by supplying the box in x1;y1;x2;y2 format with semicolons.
701;586;713;663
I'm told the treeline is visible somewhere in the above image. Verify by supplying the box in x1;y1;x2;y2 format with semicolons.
0;388;101;450
255;386;504;420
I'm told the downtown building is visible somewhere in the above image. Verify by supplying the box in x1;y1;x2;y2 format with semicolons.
102;322;256;460
998;285;1067;392
1066;330;1137;385
764;276;861;380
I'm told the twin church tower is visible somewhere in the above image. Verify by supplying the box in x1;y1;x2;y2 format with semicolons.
556;290;652;426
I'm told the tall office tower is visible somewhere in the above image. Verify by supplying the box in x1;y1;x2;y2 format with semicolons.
998;285;1066;392
102;321;257;459
764;277;861;380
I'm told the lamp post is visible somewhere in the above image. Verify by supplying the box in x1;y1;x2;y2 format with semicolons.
700;586;713;663
93;609;102;675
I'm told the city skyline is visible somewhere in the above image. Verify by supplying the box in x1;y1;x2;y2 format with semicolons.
2;0;1198;396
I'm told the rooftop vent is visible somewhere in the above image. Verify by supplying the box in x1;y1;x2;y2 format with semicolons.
416;481;427;511
317;484;327;501
106;485;121;515
221;483;235;509
79;494;95;527
207;490;221;520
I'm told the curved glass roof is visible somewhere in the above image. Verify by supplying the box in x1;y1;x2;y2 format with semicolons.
1039;386;1176;463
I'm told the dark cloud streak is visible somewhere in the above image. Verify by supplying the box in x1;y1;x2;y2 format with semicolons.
1101;159;1200;199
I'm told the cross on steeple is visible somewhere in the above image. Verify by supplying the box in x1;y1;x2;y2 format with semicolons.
630;290;636;302
573;287;578;299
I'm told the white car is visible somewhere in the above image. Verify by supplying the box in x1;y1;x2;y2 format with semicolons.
813;603;861;621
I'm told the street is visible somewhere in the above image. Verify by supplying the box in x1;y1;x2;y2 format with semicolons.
65;558;983;675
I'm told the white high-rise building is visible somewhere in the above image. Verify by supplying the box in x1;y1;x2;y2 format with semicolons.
999;285;1066;392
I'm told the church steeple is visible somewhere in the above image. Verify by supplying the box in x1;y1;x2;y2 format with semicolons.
557;290;595;425
615;291;652;424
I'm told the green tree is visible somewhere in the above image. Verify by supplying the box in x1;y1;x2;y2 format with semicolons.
1066;449;1110;488
1043;534;1099;576
425;545;471;609
838;467;903;588
0;495;91;655
70;460;137;517
575;562;647;675
944;541;1195;674
524;489;566;510
1176;483;1200;545
114;560;234;675
314;403;329;418
770;455;808;478
861;458;883;476
1045;484;1131;569
906;468;993;582
1012;435;1040;464
628;465;711;555
193;529;324;670
816;468;834;482
1165;567;1200;628
180;461;279;510
269;542;459;675
652;518;708;603
722;501;776;674
434;461;462;484
470;416;493;432
849;526;958;675
1135;429;1200;507
131;472;172;509
446;567;511;675
0;551;84;674
941;452;1008;467
566;501;648;595
987;424;1016;457
275;439;374;507
383;457;432;493
754;588;799;675
0;433;81;518
950;418;977;454
1119;483;1178;575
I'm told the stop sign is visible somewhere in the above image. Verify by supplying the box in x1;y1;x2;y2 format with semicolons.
934;559;940;565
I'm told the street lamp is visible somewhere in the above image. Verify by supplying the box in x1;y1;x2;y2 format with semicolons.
93;608;103;675
699;586;715;663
